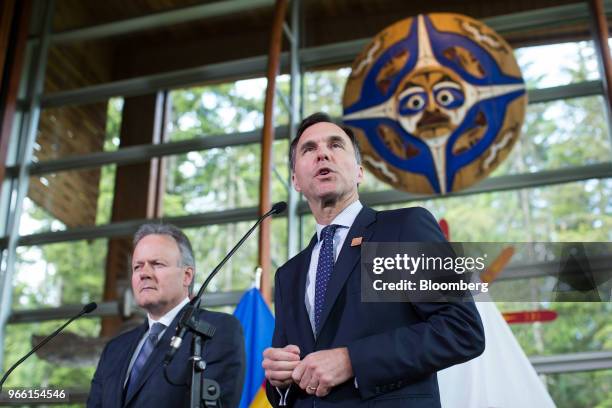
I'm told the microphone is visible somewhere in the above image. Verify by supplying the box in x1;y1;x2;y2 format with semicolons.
83;302;97;314
164;202;287;365
0;302;97;392
269;201;287;215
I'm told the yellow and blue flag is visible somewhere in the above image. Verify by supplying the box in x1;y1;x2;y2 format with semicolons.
234;288;274;408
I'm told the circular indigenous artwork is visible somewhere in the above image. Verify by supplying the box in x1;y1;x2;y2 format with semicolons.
342;13;527;194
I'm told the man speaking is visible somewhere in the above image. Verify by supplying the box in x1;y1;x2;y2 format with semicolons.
88;223;245;407
263;113;485;407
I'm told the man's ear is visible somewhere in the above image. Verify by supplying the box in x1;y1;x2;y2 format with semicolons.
184;266;194;288
356;164;364;185
291;171;302;192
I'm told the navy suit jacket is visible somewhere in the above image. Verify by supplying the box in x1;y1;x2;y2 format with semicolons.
88;307;245;408
266;206;485;408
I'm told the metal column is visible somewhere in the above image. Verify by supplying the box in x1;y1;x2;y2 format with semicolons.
0;0;54;370
588;0;612;150
286;0;302;259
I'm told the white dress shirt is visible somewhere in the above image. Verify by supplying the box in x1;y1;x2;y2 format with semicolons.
305;200;363;333
276;201;363;404
124;297;190;387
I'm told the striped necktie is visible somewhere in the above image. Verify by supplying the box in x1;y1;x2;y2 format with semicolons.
314;224;340;334
125;322;166;397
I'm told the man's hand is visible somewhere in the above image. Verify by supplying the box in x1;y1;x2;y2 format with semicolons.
263;345;301;388
292;347;353;397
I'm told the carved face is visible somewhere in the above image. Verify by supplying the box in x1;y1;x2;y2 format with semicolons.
396;67;466;140
342;13;527;194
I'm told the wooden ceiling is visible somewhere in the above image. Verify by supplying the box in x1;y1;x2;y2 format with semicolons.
30;102;105;228
45;0;594;90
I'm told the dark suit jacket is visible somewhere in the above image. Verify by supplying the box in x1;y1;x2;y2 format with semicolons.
88;307;245;408
266;206;485;408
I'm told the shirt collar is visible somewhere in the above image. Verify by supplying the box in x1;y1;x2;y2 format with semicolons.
315;200;363;241
147;296;189;329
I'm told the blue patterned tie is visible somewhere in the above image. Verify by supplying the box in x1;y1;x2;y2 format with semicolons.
314;224;340;334
125;322;166;397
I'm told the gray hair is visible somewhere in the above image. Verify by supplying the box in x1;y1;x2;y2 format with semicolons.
132;223;196;295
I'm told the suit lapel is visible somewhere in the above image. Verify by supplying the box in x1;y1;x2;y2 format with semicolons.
295;236;317;353
124;307;185;406
316;206;376;339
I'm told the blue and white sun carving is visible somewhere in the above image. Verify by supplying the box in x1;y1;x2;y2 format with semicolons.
342;13;527;194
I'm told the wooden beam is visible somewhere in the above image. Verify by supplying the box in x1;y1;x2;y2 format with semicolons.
258;0;288;305
589;0;612;114
0;0;31;192
0;1;16;78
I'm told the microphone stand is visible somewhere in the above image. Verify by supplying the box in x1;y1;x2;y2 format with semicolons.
0;302;97;393
165;202;286;408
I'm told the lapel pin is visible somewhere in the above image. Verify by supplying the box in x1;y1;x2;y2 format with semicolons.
351;237;363;247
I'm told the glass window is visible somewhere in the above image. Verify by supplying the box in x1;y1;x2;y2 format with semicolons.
272;139;291;206
374;178;612;242
163;139;289;216
23;139;289;234
515;41;600;89
540;367;611;407
492;96;611;177
167;76;290;142
163;145;261;215
498;302;612;356
303;68;350;117
3;319;99;396
185;218;288;293
13;239;108;310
